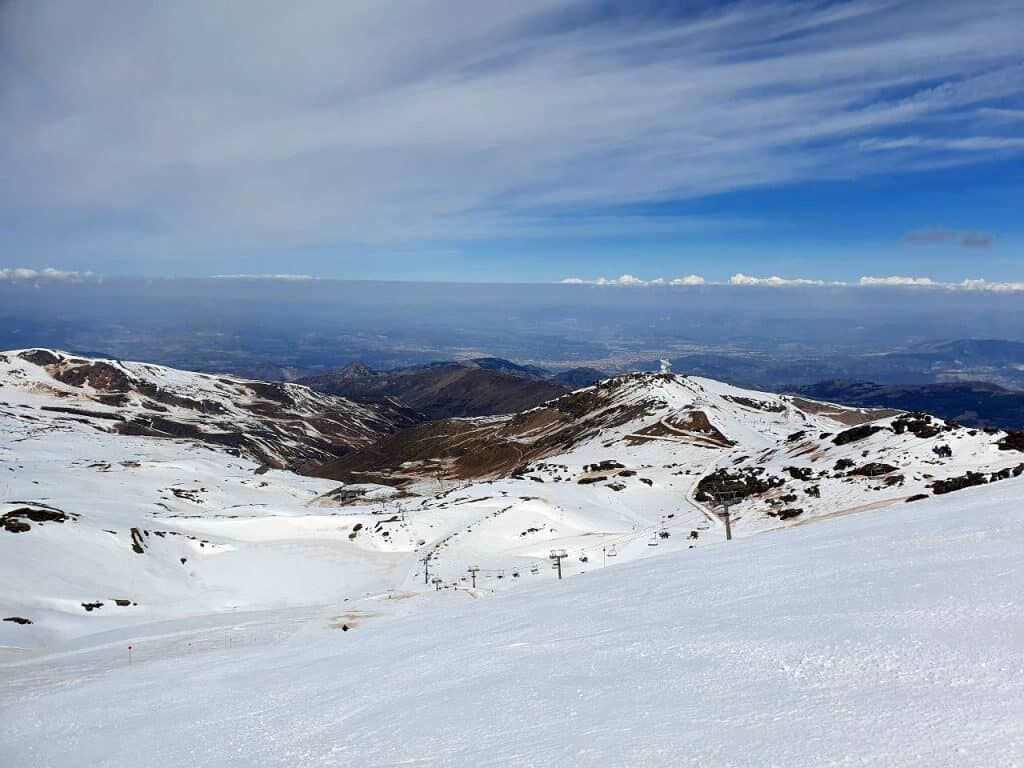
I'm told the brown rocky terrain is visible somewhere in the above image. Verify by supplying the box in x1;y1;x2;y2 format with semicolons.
1;349;417;469
311;374;688;485
297;360;568;420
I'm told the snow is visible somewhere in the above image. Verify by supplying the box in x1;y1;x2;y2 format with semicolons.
2;479;1022;766
3;350;1024;764
3;354;1023;650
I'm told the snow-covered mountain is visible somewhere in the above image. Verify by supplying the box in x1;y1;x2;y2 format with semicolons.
0;349;414;468
3;475;1022;766
3;352;1023;654
3;349;1024;765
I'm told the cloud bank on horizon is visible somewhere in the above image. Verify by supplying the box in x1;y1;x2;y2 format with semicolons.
1;1;1022;281
561;273;1024;292
0;267;93;282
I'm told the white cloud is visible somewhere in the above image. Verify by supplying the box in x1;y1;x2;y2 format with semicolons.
978;107;1024;122
858;275;1024;292
859;275;936;287
609;274;645;286
212;274;316;281
954;278;1024;292
862;136;1024;152
0;266;93;281
1;1;1023;263
730;273;832;287
569;276;696;288
562;272;1024;291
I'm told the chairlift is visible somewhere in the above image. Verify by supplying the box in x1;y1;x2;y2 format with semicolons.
648;534;659;547
512;569;520;578
659;530;670;540
530;563;540;575
606;545;618;557
578;550;589;563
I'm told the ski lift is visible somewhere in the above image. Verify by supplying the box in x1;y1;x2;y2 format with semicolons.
606;544;618;558
659;530;670;540
648;534;659;547
530;563;540;575
512;569;520;578
578;550;589;563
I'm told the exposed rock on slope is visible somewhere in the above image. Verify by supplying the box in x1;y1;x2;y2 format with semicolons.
298;360;567;419
0;349;414;468
310;374;672;484
311;371;1024;536
6;356;1024;650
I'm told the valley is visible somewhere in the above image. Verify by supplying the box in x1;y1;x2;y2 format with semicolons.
3;348;1023;650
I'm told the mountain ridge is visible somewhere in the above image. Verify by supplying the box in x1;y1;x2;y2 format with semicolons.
297;358;570;420
4;349;1024;652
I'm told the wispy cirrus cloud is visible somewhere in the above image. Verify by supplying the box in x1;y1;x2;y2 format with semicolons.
1;1;1023;268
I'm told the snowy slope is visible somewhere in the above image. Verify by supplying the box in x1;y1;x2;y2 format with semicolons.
325;372;1024;596
5;357;1024;651
2;478;1022;767
0;348;409;468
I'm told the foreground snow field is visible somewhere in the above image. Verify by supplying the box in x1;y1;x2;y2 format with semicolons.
3;479;1022;767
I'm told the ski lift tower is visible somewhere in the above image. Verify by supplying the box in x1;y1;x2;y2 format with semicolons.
549;549;568;580
716;490;738;541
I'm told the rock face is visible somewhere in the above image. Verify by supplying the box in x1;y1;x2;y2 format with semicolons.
0;349;416;468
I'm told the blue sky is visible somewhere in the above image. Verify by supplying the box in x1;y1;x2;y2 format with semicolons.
1;0;1022;284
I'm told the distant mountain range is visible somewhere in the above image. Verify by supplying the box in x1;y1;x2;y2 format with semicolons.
297;358;606;420
293;348;1024;430
667;338;1024;392
789;379;1024;430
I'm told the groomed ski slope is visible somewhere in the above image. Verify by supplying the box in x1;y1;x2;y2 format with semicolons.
3;478;1022;767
